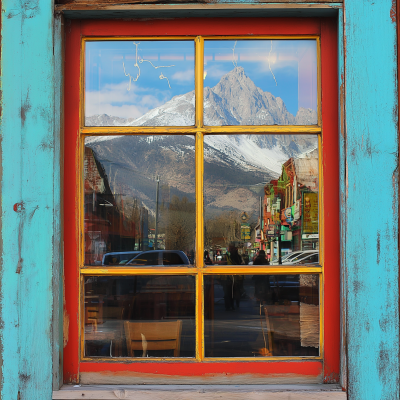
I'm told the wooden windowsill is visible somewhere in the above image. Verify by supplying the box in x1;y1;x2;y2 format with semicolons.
54;384;346;399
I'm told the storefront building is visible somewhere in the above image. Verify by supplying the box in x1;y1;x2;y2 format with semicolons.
0;1;399;399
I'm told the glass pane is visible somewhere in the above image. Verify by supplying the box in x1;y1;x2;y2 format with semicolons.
203;40;317;126
203;134;319;266
84;275;196;358
84;135;196;266
85;41;195;126
204;274;319;357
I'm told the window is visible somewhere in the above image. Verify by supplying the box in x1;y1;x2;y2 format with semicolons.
64;18;339;384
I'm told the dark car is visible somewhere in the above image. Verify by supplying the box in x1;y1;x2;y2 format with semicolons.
102;251;142;265
126;250;190;266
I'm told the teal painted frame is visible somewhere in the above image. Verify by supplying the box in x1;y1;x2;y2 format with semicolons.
0;1;399;399
0;0;60;399
343;1;399;399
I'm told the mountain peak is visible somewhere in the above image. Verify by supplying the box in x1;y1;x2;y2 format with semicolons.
215;66;251;87
231;66;245;75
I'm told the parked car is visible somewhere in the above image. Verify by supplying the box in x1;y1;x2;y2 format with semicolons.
270;250;313;265
126;250;190;266
102;251;142;265
284;251;319;265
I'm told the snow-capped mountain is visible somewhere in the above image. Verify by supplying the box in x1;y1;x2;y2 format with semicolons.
85;68;318;217
86;67;317;127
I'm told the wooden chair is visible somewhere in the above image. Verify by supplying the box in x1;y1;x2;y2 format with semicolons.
124;320;182;357
102;306;124;322
263;306;274;356
85;305;100;331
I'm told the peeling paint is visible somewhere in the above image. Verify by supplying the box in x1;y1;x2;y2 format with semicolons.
20;91;31;127
13;202;24;212
1;0;55;397
391;0;397;23
63;309;69;348
345;0;399;398
376;231;380;263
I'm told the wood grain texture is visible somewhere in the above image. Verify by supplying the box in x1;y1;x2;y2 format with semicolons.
344;1;399;399
78;371;323;385
0;0;56;399
55;0;342;4
53;389;346;400
53;13;65;391
55;3;343;11
337;6;346;392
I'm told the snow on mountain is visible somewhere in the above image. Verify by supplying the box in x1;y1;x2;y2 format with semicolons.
85;68;317;175
85;67;317;127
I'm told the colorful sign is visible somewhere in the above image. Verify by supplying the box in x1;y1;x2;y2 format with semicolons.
267;224;275;237
241;223;251;240
293;199;301;221
282;207;293;225
302;192;318;234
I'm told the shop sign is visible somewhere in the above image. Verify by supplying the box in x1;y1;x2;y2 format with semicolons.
302;233;319;239
281;207;293;225
302;192;318;234
267;224;275;237
293;199;301;221
241;223;251;240
283;231;293;241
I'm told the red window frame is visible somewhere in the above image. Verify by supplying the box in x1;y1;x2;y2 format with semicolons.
63;17;339;384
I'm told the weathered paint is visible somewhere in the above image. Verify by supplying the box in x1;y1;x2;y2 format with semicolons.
337;6;347;392
0;0;56;399
55;4;342;20
0;1;398;399
63;17;339;384
53;13;64;390
344;1;399;399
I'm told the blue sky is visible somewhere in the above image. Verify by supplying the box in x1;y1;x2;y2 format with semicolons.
204;40;317;116
85;39;317;121
85;40;195;120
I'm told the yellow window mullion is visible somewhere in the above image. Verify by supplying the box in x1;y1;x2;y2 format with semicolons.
194;33;204;363
195;131;204;268
195;36;204;129
196;271;204;361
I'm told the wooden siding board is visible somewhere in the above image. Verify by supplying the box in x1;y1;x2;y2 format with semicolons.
56;3;343;19
0;0;55;399
56;0;342;3
337;6;346;391
53;13;64;391
344;1;399;399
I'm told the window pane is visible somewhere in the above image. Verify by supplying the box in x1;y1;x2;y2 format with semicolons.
85;41;195;127
84;135;196;266
203;40;317;126
84;275;196;358
204;274;319;357
204;134;319;266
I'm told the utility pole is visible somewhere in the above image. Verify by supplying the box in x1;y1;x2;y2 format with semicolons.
154;175;160;250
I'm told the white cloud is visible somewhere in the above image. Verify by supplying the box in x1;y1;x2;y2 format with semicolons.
85;82;169;119
171;69;194;83
204;65;231;79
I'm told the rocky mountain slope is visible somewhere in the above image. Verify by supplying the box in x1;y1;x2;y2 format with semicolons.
86;67;317;127
85;68;318;219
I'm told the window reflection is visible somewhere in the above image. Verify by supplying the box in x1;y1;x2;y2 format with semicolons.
85;41;195;127
84;275;196;358
204;135;319;266
204;40;318;126
84;135;196;265
204;275;319;357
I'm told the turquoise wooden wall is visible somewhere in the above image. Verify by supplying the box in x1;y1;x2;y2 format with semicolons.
0;1;398;399
0;0;60;399
343;1;399;399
